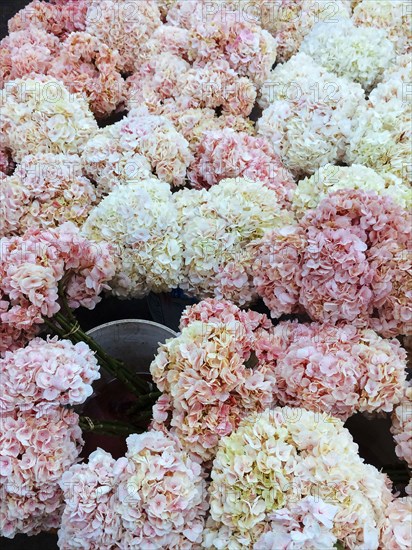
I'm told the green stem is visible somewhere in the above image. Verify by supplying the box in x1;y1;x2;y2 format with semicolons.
126;391;162;416
79;416;141;437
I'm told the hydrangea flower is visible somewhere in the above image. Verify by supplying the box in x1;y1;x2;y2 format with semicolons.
127;56;257;117
82;179;183;298
253;189;412;337
253;496;339;549
0;337;100;413
81;106;192;190
0;153;97;237
301;19;395;91
0;27;60;87
0;406;83;538
204;407;393;549
8;0;89;40
269;321;407;419
380;497;412;550
176;178;294;305
117;431;208;548
391;385;412;468
0;77;98;162
85;0;162;73
257;53;366;175
188;129;296;207
292;163;412;215
47;31;126;119
353;0;411;55
346;59;411;183
150;309;276;463
58;449;129;549
0;222;115;354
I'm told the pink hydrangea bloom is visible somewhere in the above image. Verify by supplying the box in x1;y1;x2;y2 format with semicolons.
188;129;296;207
380;497;412;550
117;430;208;548
0;223;115;352
0;27;60;87
0;337;100;413
253;496;339;549
270;321;407;419
251;225;306;319
0;406;83;538
1;153;97;237
9;0;89;40
59;449;129;549
391;385;412;468
253;190;412;337
127;57;257;117
85;0;162;73
151;302;276;462
48;32;126;119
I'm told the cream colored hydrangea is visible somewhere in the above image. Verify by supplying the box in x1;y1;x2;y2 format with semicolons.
353;0;412;55
82;178;183;298
176;178;294;305
301;19;395;91
346;60;411;183
205;407;392;549
257;53;366;175
0;77;97;162
292;164;412;215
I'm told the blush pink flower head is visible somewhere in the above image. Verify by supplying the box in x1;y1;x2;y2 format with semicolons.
188;129;296;207
0;337;100;413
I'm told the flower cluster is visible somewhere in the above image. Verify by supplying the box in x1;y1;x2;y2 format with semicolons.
253;189;412;337
0;222;115;354
188;129;296;207
81;106;192;190
151;300;276;462
353;0;411;55
127;56;257;117
391;385;412;469
204;407;393;549
0;77;98;162
257;53;366;175
9;0;89;40
0;27;60;87
253;496;339;549
47;31;126;119
82;178;182;298
176;178;294;305
380;497;412;550
85;0;162;73
269;321;407;419
0;153;97;237
0;406;83;538
59;431;208;548
301;19;395;91
292;163;412;215
0;337;100;413
346;57;411;183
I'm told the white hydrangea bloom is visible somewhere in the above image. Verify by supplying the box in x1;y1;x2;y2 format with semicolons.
292;163;412;214
205;407;392;549
301;19;395;91
353;0;412;55
258;53;366;175
176;178;294;305
346;60;411;183
0;77;98;162
82;179;183;298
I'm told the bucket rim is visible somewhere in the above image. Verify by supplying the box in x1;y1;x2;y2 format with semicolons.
86;319;178;338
